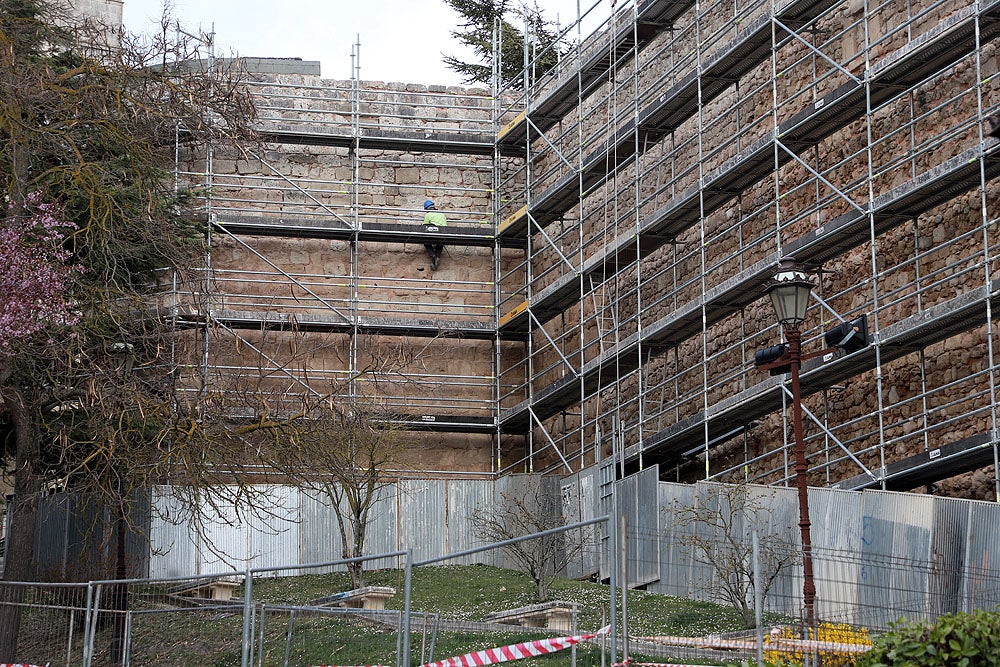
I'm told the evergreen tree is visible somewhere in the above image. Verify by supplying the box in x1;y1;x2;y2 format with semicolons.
442;0;562;88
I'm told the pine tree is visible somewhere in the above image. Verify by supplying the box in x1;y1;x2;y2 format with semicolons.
442;0;562;88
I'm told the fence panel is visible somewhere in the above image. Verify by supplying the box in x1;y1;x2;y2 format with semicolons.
446;479;495;565
0;582;91;667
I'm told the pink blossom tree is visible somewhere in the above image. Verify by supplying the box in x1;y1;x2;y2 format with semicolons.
0;194;79;360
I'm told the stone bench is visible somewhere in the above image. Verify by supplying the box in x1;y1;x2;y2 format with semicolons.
311;586;397;611
485;601;579;632
172;577;241;602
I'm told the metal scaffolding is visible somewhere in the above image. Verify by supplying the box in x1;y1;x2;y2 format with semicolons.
171;41;507;462
496;0;1000;497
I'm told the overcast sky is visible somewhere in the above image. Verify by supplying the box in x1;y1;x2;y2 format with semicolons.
122;1;614;86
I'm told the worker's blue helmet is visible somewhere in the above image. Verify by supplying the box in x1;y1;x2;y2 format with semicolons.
423;200;435;210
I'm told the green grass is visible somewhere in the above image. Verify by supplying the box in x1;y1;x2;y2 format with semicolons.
22;565;760;667
248;564;750;636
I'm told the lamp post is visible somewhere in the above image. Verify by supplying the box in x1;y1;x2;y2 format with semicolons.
764;257;817;631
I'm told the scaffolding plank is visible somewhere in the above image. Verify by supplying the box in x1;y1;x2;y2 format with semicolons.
211;214;519;248
205;310;504;340
228;411;496;434
259;125;500;156
389;414;496;434
835;433;997;491
627;278;1000;468
496;0;691;153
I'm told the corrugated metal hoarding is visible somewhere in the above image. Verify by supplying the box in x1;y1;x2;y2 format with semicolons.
929;496;968;617
810;487;862;621
859;490;934;627
961;497;1000;612
649;482;697;598
31;466;1000;631
618;466;659;588
445;479;494;565
560;465;602;580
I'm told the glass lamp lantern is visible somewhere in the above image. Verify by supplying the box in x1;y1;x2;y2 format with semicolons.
766;258;814;328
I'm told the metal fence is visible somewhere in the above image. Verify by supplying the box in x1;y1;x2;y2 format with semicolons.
18;470;1000;665
4;512;1000;666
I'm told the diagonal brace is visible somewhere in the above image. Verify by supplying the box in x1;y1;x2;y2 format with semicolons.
776;139;869;214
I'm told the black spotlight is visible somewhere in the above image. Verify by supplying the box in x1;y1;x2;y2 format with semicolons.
988;113;1000;139
824;315;869;354
754;343;791;375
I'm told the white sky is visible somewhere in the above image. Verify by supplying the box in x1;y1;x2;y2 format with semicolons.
122;1;614;86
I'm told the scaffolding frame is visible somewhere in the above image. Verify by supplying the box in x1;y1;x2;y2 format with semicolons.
495;0;1000;496
171;40;509;464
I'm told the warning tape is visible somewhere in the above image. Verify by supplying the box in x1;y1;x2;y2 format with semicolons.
311;626;610;667
637;634;870;654
418;625;611;667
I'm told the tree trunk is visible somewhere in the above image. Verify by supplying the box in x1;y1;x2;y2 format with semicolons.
349;506;366;589
110;506;129;665
0;387;42;662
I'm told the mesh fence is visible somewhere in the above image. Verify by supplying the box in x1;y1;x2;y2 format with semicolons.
2;518;1000;666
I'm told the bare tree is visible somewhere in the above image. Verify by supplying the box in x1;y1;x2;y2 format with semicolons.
181;330;433;589
665;483;798;629
296;400;404;589
471;481;589;601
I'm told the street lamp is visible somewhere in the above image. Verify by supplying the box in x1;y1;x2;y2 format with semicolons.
763;257;817;630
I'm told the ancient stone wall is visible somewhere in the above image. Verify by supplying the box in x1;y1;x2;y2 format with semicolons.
178;75;505;474
507;0;1000;493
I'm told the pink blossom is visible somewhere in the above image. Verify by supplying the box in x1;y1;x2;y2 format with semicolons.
0;193;80;358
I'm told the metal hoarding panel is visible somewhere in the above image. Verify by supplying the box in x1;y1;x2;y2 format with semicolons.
683;482;728;605
363;483;402;571
249;486;300;576
493;474;543;571
446;479;495;565
33;494;72;579
810;487;863;623
578;464;603;578
559;471;583;579
648;482;697;597
859;490;934;627
748;483;800;617
196;487;249;576
961;497;1000;612
148;486;197;579
399;479;446;563
298;488;339;572
929;496;969;617
632;467;660;588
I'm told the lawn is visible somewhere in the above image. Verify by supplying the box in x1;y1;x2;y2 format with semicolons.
24;565;760;666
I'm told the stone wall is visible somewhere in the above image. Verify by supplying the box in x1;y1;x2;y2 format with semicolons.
178;74;505;474
73;0;122;26
506;0;1000;493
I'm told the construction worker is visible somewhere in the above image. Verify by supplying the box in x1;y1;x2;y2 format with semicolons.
422;200;447;270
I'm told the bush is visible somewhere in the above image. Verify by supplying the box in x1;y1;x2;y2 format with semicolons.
859;610;1000;667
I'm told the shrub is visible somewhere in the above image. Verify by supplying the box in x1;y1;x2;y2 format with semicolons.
859;610;1000;667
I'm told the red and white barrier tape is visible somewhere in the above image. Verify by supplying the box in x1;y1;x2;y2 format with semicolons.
418;625;611;667
637;634;870;654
